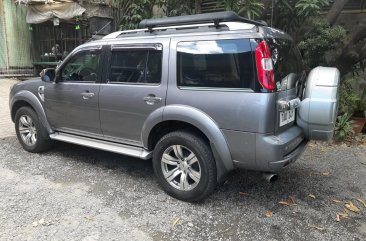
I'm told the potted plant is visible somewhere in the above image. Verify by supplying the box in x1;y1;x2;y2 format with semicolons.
339;77;366;134
335;113;355;141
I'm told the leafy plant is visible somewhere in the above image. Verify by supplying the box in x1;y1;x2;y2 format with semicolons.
338;76;366;117
219;0;239;11
338;77;361;115
237;0;264;19
271;0;329;33
355;88;366;113
295;0;329;17
297;21;346;69
334;113;355;141
162;0;194;16
119;0;195;30
219;0;264;19
119;0;154;30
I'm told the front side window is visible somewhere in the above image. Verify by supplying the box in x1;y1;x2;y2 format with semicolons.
60;50;101;82
109;49;162;84
177;39;254;89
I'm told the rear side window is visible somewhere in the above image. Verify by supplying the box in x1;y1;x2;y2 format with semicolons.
109;49;162;84
177;39;254;89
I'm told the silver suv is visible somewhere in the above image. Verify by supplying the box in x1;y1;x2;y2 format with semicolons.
9;12;340;201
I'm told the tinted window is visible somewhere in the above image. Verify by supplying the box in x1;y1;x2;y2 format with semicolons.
60;50;101;82
177;39;254;89
109;50;162;84
267;38;304;87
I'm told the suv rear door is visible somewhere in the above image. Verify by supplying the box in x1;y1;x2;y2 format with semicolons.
99;38;169;145
265;36;305;133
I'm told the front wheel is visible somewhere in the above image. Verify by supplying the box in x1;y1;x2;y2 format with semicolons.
153;131;217;202
15;106;53;153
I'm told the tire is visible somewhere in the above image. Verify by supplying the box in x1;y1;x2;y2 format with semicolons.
15;106;53;153
153;130;217;202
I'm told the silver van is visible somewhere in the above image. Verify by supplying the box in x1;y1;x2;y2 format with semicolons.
9;12;340;201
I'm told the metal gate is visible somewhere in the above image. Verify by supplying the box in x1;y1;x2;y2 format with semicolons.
0;0;33;77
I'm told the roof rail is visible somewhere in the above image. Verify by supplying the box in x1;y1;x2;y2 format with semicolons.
103;21;256;40
139;11;266;30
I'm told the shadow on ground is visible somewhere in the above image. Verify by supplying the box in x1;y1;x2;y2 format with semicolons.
1;136;365;241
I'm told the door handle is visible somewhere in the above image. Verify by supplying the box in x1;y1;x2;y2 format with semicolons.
143;95;162;105
80;91;95;99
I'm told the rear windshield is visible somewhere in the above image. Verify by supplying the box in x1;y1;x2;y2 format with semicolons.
266;38;304;90
177;39;255;89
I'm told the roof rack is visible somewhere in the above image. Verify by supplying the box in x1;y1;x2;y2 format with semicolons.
103;21;256;40
139;11;266;30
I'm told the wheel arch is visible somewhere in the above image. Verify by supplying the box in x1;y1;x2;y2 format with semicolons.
142;105;234;181
10;90;53;134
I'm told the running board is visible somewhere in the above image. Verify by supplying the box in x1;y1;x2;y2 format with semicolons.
49;132;152;160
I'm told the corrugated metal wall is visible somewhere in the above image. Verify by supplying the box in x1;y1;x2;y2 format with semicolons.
0;0;33;77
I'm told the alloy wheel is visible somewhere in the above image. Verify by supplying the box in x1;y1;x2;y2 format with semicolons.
161;145;201;191
18;115;37;146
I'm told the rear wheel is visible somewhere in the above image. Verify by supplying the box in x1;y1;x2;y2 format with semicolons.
15;107;53;153
153;131;217;202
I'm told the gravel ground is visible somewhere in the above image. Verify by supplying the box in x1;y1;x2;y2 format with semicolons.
0;136;365;241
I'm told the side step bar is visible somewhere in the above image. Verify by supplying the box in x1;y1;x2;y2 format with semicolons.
49;132;152;160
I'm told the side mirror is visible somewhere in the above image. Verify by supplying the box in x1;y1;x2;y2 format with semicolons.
40;68;56;82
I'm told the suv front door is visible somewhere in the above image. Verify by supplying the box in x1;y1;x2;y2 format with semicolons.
99;39;169;145
44;47;103;136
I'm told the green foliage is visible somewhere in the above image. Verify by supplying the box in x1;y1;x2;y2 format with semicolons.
338;77;361;115
219;0;237;10
219;0;264;19
161;0;194;16
273;0;329;33
355;90;366;113
119;0;154;30
119;0;195;30
295;0;329;17
335;113;355;141
297;21;346;69
237;0;265;19
271;0;299;33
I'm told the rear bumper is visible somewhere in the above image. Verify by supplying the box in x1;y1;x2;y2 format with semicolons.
230;126;308;172
255;126;308;172
267;138;308;171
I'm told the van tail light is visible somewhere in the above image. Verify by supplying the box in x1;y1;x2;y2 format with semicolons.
255;41;275;91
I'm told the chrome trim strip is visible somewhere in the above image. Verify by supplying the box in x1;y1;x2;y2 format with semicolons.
178;86;254;92
50;132;152;159
278;97;301;112
111;44;163;51
73;45;103;54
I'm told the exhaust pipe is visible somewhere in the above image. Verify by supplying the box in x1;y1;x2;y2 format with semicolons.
262;173;278;183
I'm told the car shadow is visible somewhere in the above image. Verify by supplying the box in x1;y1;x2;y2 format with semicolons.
51;140;155;173
47;140;323;206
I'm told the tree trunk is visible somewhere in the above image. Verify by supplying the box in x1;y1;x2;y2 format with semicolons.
326;0;350;26
333;24;366;76
334;41;366;76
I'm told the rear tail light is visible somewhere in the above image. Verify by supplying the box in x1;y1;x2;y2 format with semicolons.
255;40;275;91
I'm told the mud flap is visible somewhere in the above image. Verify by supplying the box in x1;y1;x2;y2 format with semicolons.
297;67;340;141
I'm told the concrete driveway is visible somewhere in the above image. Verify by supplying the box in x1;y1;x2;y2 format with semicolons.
1;79;365;241
0;78;19;138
